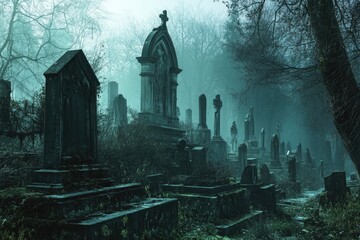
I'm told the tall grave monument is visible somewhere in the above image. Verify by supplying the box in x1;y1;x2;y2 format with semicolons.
208;94;227;164
137;10;184;142
193;94;211;147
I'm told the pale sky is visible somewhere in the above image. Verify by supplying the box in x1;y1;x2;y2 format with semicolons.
101;0;228;31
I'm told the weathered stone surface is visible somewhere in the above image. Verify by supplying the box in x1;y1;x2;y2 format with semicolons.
137;10;181;128
43;50;99;169
240;165;258;185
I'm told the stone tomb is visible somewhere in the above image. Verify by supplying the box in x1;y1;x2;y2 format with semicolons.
137;10;184;143
26;49;177;239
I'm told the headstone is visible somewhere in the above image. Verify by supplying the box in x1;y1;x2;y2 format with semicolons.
260;128;265;150
288;156;297;182
193;94;211;147
270;134;282;168
296;143;302;161
213;94;222;138
190;146;207;174
137;10;182;128
209;95;227;164
240;165;258;184
244;117;250;141
112;94;128;127
238;143;247;172
305;148;312;166
280;141;285;155
247;157;257;166
108;81;118;110
230;121;238;152
0;79;11;130
259;164;271;185
185;108;192;127
248;106;255;137
198;94;207;129
176;139;190;174
324;171;348;201
43;50;99;168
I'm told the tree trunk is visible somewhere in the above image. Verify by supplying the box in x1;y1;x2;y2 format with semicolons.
308;0;360;174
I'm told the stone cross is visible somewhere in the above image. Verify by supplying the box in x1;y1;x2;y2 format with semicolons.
213;94;222;137
198;94;207;129
159;10;168;28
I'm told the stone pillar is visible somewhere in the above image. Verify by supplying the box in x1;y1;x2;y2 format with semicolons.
185;108;192;127
296;143;302;161
198;94;207;129
0;79;11;130
137;57;156;113
248;106;255;137
270;134;282;168
260;128;265;149
213;94;222;138
108;81;118;110
208;94;227;164
193;94;211;147
238;143;247;172
288;156;297;182
113;94;128;127
244;117;250;141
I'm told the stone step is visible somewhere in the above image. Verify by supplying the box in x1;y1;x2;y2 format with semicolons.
27;177;114;194
32;167;109;185
24;183;147;221
215;210;264;236
61;198;178;240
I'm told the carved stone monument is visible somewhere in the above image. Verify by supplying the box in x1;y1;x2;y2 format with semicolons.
193;94;211;148
136;10;184;142
208;94;227;164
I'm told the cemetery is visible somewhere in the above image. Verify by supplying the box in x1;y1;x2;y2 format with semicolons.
1;1;360;240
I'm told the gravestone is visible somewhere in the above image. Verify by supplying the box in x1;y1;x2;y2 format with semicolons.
238;143;247;173
230;121;238;152
107;81;118;109
296;143;302;161
193;94;211;147
0;79;11;130
112;94;128;127
185;108;192;127
305;148;313;167
209;94;227;164
288;156;297;182
270;134;282;168
260;128;265;150
259;164;271;185
176;139;190;175
240;165;258;184
190;146;207;175
42;50;99;169
137;10;184;142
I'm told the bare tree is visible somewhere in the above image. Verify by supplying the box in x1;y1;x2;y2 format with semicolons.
0;0;102;96
220;0;360;173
